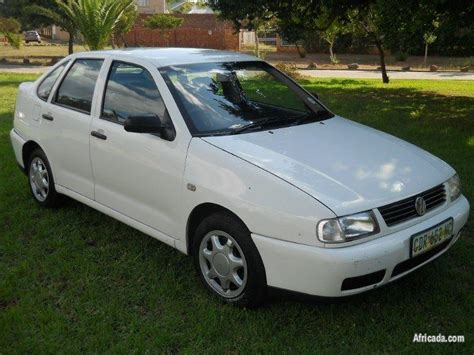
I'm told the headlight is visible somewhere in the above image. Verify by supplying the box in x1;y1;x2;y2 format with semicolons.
447;174;461;201
317;211;379;243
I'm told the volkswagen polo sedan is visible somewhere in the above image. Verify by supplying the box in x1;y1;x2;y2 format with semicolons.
10;48;469;307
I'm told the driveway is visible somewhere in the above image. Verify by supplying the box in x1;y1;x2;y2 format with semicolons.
301;69;474;80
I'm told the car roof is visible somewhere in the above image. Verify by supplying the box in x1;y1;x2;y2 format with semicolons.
71;48;262;68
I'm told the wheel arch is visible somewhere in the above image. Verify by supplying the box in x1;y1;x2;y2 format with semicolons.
21;140;43;174
186;202;249;255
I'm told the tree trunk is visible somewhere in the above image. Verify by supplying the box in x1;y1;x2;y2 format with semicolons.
329;42;334;63
121;34;128;48
374;37;389;83
111;35;116;49
424;43;428;65
68;31;74;55
254;30;260;58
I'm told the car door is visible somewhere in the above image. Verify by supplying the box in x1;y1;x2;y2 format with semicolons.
89;60;189;238
41;58;104;199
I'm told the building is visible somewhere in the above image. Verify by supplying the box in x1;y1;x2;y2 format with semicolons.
136;0;166;14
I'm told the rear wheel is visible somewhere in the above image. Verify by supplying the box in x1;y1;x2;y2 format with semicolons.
27;148;61;207
192;211;266;307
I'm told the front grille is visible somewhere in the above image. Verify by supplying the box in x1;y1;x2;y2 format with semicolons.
378;184;446;227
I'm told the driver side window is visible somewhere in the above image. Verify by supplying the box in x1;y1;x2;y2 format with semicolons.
102;62;166;124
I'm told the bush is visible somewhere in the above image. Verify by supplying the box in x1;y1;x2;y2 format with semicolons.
296;45;307;58
0;17;21;49
394;52;409;61
144;14;183;30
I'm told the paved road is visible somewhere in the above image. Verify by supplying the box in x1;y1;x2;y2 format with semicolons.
301;69;474;80
1;65;473;80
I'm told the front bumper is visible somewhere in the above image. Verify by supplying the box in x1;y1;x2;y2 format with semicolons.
252;195;470;297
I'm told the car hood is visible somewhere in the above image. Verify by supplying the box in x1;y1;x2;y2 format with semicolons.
202;116;454;216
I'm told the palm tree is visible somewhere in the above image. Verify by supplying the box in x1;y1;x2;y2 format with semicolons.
26;5;76;54
56;0;136;51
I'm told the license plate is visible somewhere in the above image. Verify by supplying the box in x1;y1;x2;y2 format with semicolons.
410;218;453;258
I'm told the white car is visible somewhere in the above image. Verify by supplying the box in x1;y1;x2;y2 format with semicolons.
24;30;42;44
10;48;469;307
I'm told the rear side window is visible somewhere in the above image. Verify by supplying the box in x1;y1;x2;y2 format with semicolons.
37;62;68;101
55;59;104;114
102;61;166;124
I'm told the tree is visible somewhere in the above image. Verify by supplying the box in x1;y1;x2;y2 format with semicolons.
143;14;184;46
1;0;77;53
0;17;21;48
113;5;138;48
320;20;349;64
242;16;276;58
25;4;76;54
348;5;390;83
209;0;469;83
1;0;59;29
209;0;375;75
56;0;136;50
423;20;439;65
0;0;27;25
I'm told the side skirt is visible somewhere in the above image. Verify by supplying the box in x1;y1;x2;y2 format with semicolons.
55;184;178;249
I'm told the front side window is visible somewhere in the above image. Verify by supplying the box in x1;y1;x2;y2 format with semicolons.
102;62;166;124
54;59;104;114
159;61;332;136
37;62;68;101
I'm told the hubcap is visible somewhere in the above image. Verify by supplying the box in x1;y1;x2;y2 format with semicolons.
199;230;247;298
29;157;49;202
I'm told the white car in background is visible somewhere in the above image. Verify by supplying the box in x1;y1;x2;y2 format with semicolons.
10;48;469;307
24;30;42;44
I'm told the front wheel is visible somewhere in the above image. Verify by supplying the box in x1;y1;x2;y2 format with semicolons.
192;212;267;307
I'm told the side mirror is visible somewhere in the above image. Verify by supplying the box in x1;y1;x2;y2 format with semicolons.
124;114;175;141
310;91;320;100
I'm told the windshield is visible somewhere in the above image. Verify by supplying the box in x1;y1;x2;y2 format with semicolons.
159;61;332;136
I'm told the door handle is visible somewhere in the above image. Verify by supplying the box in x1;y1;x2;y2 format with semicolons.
91;130;107;140
42;114;54;121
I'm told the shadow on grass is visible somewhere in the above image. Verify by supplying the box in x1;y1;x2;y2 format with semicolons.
302;79;474;152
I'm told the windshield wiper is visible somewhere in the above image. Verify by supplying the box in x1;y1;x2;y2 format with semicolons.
230;110;333;135
230;116;291;135
292;110;333;126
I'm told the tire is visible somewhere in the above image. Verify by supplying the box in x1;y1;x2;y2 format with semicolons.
25;40;29;44
192;211;267;307
27;148;61;208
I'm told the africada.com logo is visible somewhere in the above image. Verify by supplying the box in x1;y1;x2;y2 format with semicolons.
413;333;465;343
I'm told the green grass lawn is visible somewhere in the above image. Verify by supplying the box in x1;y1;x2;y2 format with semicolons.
1;74;473;353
